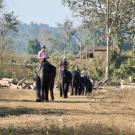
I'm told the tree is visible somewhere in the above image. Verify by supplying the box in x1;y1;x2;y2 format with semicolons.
0;1;19;64
0;12;19;52
63;0;135;79
57;19;76;55
27;39;41;54
38;29;56;53
0;0;3;9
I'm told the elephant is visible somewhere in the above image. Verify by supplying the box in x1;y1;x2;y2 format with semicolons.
35;61;56;102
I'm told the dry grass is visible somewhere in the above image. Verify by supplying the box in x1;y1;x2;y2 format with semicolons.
0;88;135;134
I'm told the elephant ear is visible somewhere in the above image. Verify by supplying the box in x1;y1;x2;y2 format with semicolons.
35;63;42;73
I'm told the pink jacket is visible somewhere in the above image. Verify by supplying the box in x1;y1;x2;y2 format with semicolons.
38;50;48;59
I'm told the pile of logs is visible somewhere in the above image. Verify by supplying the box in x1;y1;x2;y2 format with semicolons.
121;79;135;89
0;77;35;90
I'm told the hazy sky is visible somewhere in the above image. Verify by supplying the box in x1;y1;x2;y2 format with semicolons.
4;0;81;27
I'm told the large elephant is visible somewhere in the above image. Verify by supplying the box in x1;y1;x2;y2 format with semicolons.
59;69;72;98
71;70;82;95
81;77;93;95
71;70;93;96
35;61;56;102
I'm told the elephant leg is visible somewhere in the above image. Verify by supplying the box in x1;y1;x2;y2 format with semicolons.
81;84;85;95
44;85;49;102
60;83;63;97
35;76;41;101
41;87;45;101
50;90;54;101
87;84;92;95
84;87;87;96
64;83;69;98
76;85;79;96
75;84;78;95
70;83;74;96
49;81;55;100
78;85;81;96
71;83;76;96
90;83;93;93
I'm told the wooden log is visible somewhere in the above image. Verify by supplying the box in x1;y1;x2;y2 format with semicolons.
30;85;35;90
22;82;29;89
22;82;32;89
33;81;36;88
95;78;108;89
10;84;18;89
121;79;135;89
121;84;135;89
0;80;10;87
17;85;22;89
2;78;14;82
17;77;27;86
10;84;22;89
122;83;135;86
12;80;18;85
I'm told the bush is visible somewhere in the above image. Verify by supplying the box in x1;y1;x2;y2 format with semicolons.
0;71;12;78
110;51;135;80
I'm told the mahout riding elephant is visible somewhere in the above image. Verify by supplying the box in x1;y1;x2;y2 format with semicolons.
71;70;82;95
59;69;72;98
35;61;56;102
71;70;93;96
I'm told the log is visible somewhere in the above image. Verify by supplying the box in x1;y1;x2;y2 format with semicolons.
17;77;27;86
121;83;135;86
33;81;36;88
30;85;35;90
12;80;18;85
21;82;27;89
0;80;10;87
121;79;135;89
10;84;22;89
10;84;18;89
22;82;33;89
2;78;14;83
121;84;135;89
22;82;29;89
94;78;108;89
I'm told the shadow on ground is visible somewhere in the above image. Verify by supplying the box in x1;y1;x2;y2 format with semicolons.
0;106;135;117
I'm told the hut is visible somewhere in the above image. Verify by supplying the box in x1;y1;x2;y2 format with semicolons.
78;45;107;59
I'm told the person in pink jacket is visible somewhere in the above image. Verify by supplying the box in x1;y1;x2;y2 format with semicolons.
38;46;48;62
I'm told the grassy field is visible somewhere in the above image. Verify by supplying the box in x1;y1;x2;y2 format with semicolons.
0;87;135;135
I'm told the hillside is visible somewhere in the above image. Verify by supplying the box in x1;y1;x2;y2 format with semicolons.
9;22;62;53
8;22;81;54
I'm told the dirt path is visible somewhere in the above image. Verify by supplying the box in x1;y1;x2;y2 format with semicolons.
0;88;135;134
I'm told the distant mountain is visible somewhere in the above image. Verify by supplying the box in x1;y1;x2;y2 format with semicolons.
8;22;133;54
9;22;63;53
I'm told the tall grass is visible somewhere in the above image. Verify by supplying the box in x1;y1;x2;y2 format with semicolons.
0;124;132;135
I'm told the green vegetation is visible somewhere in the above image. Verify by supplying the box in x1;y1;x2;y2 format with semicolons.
27;39;41;54
110;50;135;80
62;0;135;80
0;12;19;52
0;0;135;81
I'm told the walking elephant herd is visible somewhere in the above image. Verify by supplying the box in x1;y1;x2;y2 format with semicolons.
35;61;93;102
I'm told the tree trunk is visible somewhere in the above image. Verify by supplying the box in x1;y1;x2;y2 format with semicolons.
105;0;111;80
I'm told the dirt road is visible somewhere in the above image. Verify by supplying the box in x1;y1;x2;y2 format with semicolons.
0;88;135;134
